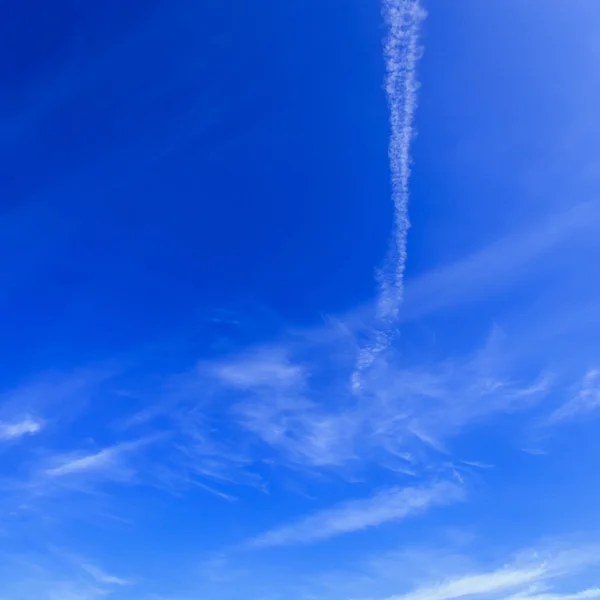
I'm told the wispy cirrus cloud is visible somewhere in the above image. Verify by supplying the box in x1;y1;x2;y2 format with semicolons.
546;368;600;425
509;591;600;600
209;346;305;391
0;416;44;440
24;298;575;505
80;562;132;587
381;544;600;600
248;480;463;548
31;320;563;503
42;436;159;486
0;549;133;600
45;444;132;479
175;536;600;600
235;395;359;469
196;329;552;478
387;564;548;600
295;542;599;600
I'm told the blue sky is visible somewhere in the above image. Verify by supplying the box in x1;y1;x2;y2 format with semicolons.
1;0;600;598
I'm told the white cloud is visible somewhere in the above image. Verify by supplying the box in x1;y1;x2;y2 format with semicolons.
507;590;600;600
206;346;363;470
363;339;553;446
234;394;359;468
46;448;120;478
0;416;44;440
248;481;463;548
386;565;548;600
193;329;552;479
0;550;129;600
372;545;600;600
190;538;600;600
44;437;155;481
80;562;132;586
354;0;426;390
208;347;305;391
546;369;600;424
378;0;427;320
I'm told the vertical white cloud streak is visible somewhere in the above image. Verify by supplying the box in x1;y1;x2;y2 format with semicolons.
379;0;426;320
354;1;426;389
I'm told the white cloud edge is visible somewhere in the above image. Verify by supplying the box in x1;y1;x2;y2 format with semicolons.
386;564;548;600
44;436;157;479
381;544;600;600
353;0;426;392
546;368;600;425
248;480;463;548
0;416;44;440
379;0;427;320
80;562;133;587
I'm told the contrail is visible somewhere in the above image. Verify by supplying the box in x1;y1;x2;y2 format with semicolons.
353;0;426;389
378;0;426;321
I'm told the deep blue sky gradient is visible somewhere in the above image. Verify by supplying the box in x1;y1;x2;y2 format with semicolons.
2;0;393;377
